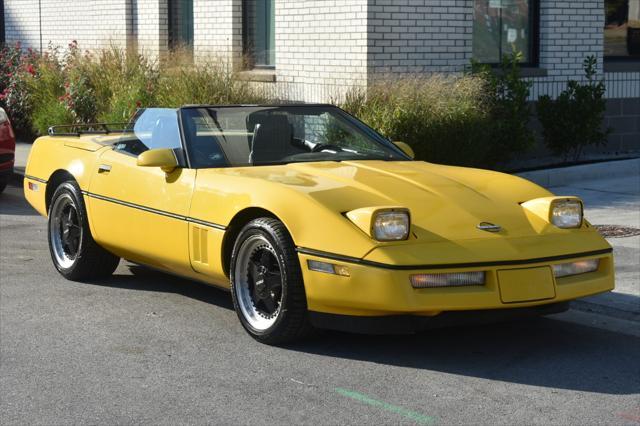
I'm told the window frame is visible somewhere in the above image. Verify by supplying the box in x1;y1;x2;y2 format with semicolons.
472;0;540;68
1;0;5;46
168;0;194;51
242;0;276;70
603;0;640;64
112;108;189;168
178;105;411;169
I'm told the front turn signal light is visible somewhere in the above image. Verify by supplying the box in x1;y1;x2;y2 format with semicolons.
410;272;485;288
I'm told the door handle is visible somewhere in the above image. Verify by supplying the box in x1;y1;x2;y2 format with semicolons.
98;164;112;174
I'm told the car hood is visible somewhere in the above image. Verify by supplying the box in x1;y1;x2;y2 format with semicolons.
216;160;558;243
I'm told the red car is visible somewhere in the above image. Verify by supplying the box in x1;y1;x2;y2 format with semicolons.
0;107;16;194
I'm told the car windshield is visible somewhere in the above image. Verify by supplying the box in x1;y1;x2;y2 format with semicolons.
180;105;408;168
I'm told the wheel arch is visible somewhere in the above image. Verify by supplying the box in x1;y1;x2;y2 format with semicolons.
45;169;77;213
221;207;293;278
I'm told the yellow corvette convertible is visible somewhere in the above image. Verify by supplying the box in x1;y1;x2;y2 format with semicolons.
24;105;614;344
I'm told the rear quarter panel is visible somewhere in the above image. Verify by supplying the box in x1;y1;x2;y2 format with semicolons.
24;136;107;216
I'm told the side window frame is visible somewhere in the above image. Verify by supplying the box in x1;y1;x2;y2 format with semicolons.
178;107;230;169
112;108;190;168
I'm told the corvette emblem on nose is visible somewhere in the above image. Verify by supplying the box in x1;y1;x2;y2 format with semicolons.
477;222;502;232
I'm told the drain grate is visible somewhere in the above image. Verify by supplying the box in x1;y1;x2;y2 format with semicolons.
594;225;640;238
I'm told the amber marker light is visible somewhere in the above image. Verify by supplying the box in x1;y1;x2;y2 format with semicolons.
307;260;350;277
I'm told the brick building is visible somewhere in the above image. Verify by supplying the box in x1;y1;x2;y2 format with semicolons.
2;0;639;150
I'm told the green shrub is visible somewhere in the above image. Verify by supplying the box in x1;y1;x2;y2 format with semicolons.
155;51;267;107
32;100;74;135
340;75;494;168
0;42;39;138
6;42;534;172
471;52;535;167
5;43;267;136
26;47;70;135
90;48;159;123
340;53;535;170
537;56;609;161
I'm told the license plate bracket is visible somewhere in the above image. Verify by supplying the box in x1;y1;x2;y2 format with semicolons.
498;266;556;303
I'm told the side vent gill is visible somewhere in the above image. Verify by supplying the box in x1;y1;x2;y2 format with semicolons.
192;226;209;265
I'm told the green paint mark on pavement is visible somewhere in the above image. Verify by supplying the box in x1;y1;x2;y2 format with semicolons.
335;387;437;425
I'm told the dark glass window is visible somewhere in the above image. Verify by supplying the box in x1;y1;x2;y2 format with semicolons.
605;0;640;58
243;0;276;68
473;0;535;64
169;0;194;50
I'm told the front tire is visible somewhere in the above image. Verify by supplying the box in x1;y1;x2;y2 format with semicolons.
48;181;120;280
230;217;313;344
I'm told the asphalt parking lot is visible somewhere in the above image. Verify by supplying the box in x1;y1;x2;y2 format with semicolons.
1;178;639;425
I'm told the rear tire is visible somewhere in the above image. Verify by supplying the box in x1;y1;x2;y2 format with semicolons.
230;217;313;345
48;181;120;281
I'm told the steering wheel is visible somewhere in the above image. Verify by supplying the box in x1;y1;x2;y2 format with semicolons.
311;143;343;153
192;145;224;165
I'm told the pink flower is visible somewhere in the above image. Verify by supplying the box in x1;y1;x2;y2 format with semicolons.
26;64;36;76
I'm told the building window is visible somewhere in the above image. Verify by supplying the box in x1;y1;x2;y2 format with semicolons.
243;0;275;68
0;0;4;46
473;0;536;64
169;0;194;50
605;0;640;58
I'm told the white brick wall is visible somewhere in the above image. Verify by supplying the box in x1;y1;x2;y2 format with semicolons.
135;0;168;57
3;0;637;102
273;0;369;102
193;0;242;66
4;0;129;51
530;0;604;99
367;0;474;76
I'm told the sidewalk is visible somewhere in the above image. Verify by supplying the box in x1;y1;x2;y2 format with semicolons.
548;174;639;320
12;142;640;320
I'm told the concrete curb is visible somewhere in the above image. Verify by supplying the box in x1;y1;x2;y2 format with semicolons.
515;158;640;188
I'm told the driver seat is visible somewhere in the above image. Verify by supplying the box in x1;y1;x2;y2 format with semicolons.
248;114;293;165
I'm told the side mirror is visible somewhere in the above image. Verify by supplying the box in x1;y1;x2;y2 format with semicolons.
137;148;179;173
393;141;415;159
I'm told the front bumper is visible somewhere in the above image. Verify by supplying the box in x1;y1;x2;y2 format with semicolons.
298;249;614;319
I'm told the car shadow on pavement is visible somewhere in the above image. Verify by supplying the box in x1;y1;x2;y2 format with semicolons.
575;291;640;322
0;186;40;216
286;315;640;395
84;264;234;311
78;262;638;396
